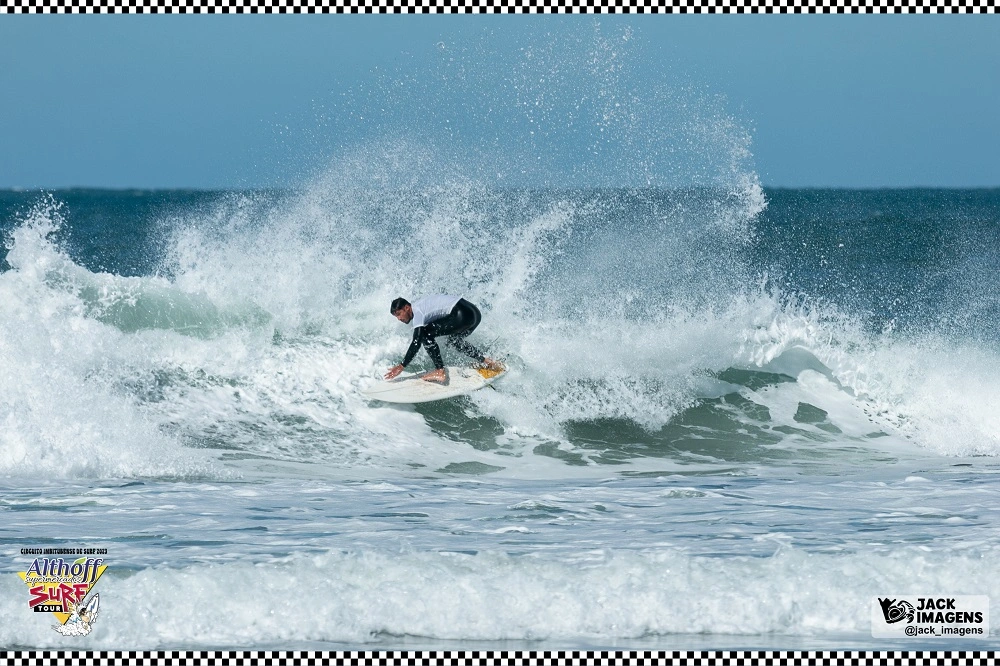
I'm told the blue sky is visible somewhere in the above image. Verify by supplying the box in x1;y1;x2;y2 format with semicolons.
1;16;998;189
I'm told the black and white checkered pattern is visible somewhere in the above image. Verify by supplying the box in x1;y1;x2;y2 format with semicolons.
0;0;997;12
0;652;998;666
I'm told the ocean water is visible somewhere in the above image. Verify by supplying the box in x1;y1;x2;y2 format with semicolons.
2;182;999;650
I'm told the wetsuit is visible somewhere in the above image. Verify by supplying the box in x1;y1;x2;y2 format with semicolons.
401;295;488;370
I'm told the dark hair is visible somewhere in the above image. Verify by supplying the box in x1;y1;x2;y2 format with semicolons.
390;297;410;314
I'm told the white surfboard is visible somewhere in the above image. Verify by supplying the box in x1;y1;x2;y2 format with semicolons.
362;365;506;404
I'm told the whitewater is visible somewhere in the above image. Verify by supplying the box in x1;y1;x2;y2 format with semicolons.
3;26;1000;650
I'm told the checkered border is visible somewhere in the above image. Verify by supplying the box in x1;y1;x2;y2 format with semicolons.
0;0;996;12
0;652;997;666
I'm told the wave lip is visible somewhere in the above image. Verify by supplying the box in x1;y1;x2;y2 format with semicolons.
0;202;226;480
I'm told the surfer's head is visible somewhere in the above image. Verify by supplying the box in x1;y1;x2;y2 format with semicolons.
390;297;413;324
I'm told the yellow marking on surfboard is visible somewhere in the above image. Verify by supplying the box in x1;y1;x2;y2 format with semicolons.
476;366;506;379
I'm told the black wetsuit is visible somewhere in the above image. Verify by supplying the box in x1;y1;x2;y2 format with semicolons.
401;298;487;370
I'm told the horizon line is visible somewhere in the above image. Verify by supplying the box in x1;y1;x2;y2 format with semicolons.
3;184;1000;192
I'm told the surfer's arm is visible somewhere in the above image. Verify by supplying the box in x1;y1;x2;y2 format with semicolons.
401;327;426;367
386;328;427;380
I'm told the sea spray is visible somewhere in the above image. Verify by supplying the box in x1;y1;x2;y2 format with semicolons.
0;200;220;479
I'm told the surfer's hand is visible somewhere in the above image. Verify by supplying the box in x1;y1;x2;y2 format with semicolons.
384;365;404;380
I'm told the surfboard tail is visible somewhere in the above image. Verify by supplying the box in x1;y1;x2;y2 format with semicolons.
475;366;505;379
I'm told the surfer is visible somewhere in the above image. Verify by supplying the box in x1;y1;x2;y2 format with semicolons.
385;295;503;383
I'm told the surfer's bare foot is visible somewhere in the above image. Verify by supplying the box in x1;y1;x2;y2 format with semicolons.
422;368;447;384
480;357;504;371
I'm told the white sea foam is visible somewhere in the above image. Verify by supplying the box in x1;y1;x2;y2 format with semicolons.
2;546;998;647
0;204;219;479
738;294;1000;456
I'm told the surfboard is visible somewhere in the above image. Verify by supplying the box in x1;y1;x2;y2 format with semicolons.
362;365;506;404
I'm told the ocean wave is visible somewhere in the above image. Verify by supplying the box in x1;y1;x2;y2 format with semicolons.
4;180;1000;482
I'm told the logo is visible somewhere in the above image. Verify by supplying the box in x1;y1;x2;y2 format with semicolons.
872;596;989;639
18;550;108;637
879;598;916;624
